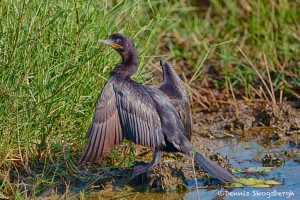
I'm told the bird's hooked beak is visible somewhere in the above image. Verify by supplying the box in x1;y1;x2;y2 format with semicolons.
98;39;123;50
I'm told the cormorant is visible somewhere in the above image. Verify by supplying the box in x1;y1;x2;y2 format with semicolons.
80;33;235;183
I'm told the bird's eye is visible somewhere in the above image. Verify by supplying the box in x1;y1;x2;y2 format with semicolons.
114;39;120;44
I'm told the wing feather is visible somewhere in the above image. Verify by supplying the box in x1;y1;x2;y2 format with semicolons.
80;77;164;163
80;80;123;163
93;125;104;161
155;61;192;141
82;124;97;162
114;80;163;148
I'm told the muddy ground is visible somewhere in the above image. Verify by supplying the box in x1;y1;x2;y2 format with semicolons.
33;100;298;199
7;99;299;199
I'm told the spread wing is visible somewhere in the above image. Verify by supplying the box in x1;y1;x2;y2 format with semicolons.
80;77;163;163
115;81;163;148
156;60;192;141
80;80;123;163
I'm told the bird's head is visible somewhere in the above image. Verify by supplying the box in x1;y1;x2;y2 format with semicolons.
98;33;136;57
98;33;138;76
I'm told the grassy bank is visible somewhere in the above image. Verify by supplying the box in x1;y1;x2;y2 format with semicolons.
0;0;159;198
0;0;299;198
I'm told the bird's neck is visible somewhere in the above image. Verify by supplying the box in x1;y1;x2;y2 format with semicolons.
111;49;138;77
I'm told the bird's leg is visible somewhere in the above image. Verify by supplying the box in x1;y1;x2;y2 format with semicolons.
132;148;162;177
148;148;162;171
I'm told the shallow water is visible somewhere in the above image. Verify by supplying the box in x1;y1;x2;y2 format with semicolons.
184;139;300;200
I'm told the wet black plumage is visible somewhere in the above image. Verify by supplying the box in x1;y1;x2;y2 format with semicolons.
80;33;235;183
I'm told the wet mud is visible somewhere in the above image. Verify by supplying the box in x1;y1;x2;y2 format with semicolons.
67;101;299;199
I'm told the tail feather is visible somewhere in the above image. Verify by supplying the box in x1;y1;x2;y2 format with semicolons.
194;152;235;183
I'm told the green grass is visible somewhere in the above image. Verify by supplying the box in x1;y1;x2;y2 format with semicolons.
0;0;299;198
0;0;159;198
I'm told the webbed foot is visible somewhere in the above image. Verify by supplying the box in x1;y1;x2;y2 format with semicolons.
131;162;150;178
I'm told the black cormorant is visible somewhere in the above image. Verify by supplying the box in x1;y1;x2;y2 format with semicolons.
80;33;235;183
